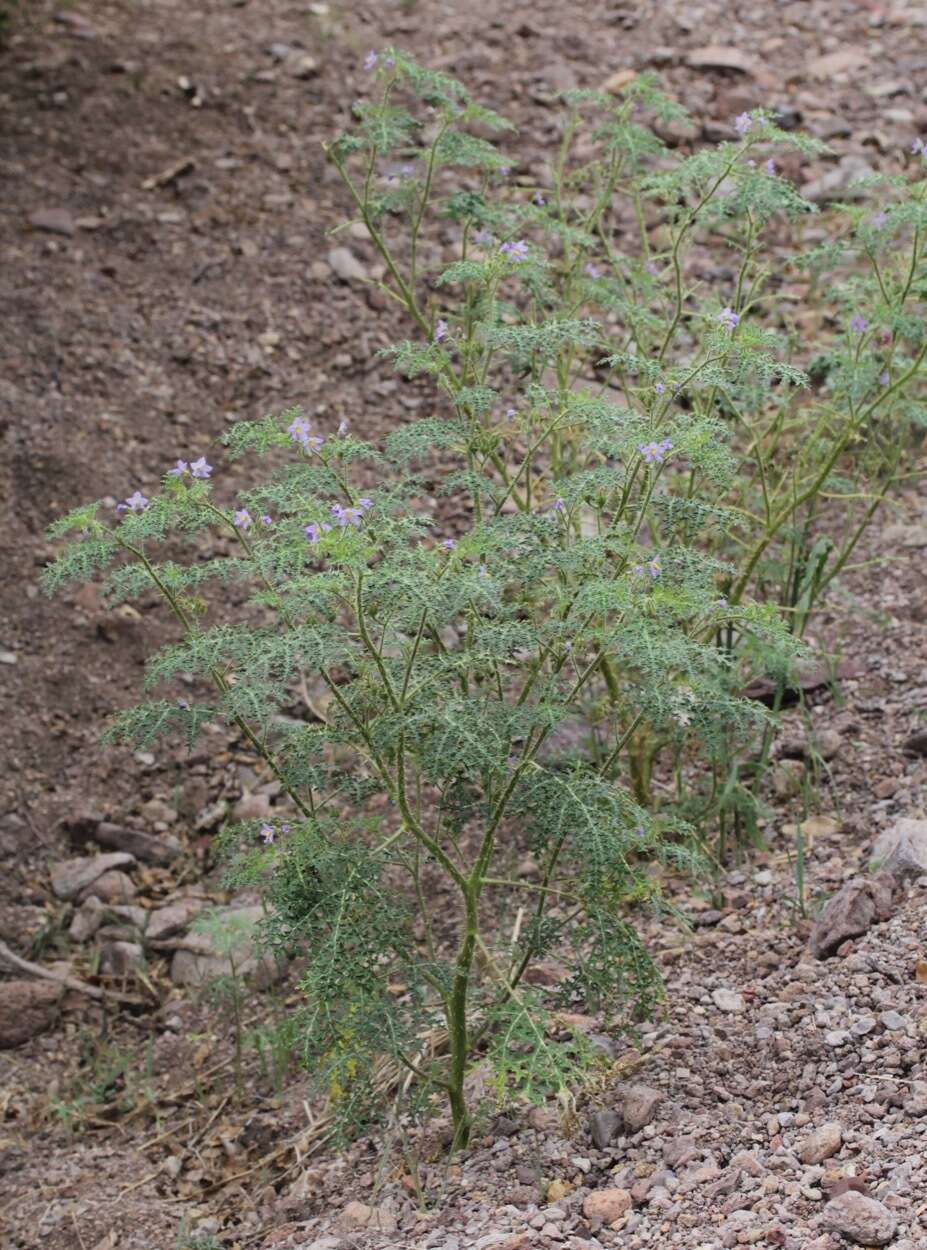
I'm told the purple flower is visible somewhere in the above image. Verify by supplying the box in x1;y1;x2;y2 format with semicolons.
443;538;456;550
434;319;448;343
584;262;601;279
718;306;740;332
717;596;728;608
478;564;488;578
654;381;666;394
639;438;674;465
167;460;188;477
337;419;349;436
233;509;253;530
563;640;572;653
259;823;275;845
911;137;924;155
190;457;212;479
879;371;890;386
505;407;517;418
287;415;312;445
499;165;511;177
500;239;528;262
121;490;149;513
871;211;888;228
331;503;362;528
552;498;566;512
765;158;777;176
260;514;273;526
735;112;753;137
533;190;545;206
647;557;662;579
850;313;868;334
358;497;374;511
473;228;494;246
304;522;331;544
363;50;377;71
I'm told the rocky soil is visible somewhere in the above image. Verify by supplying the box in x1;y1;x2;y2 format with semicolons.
2;0;927;1247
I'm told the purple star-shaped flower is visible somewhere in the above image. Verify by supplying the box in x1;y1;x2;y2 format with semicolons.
443;538;456;550
718;306;740;332
304;522;331;544
912;137;924;155
850;313;868;334
654;381;666;394
190;457;212;479
500;239;528;262
358;498;374;511
647;557;662;579
533;190;545;206
735;112;753;137
639;439;673;465
765;158;777;176
363;50;377;71
259;823;275;845
167;460;188;477
123;490;149;513
260;514;273;526
584;262;601;279
434;319;448;342
233;509;253;530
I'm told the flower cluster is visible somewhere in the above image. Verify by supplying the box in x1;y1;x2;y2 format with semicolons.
633;556;662;580
288;415;325;453
638;438;674;465
734;112;753;137
305;498;374;543
116;490;149;514
718;307;740;333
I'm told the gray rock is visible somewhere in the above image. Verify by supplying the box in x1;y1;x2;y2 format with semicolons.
712;988;746;1013
77;869;136;905
93;821;180;865
327;247;367;282
50;852;135;900
802;156;874;204
169;905;281;988
621;1084;663;1133
100;941;145;977
28;207;76;236
145;898;204;942
589;1109;621;1149
0;980;62;1048
869;817;927;879
822;1191;897;1245
69;895;106;942
809;874;894;958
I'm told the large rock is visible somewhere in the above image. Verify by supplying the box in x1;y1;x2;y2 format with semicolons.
169;906;281;988
50;853;135;900
621;1083;663;1132
799;1121;843;1164
100;941;145;977
145;898;204;942
327;247;367;282
822;1191;897;1245
582;1188;632;1226
93;822;180;865
77;869;136;905
69;896;106;942
869;817;927;879
810;875;894;958
0;980;62;1048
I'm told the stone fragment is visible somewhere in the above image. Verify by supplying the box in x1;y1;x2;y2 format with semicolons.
589;1109;621;1149
621;1083;663;1132
145;899;204;941
69;895;106;942
78;869;136;904
903;730;927;756
99;941;145;977
337;1201;372;1229
686;46;755;74
712;988;746;1013
799;1122;843;1164
603;69;637;93
232;791;271;822
869;817;927;879
28;207;76;235
822;1191;897;1245
93;821;180;864
327;247;367;282
50;852;135;900
582;1188;632;1225
169;906;281;987
802;155;874;204
807;47;869;78
809;875;894;958
0;980;62;1048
